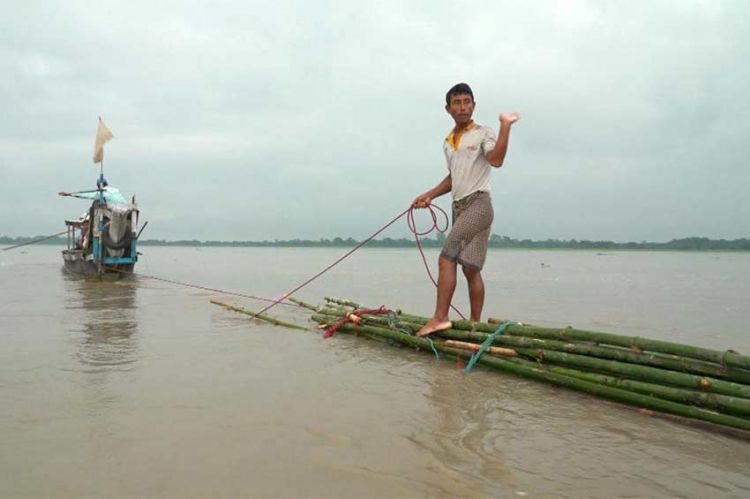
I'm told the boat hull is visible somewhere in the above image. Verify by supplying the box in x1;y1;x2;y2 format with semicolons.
62;249;134;277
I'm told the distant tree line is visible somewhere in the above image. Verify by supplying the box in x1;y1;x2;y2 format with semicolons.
3;234;748;251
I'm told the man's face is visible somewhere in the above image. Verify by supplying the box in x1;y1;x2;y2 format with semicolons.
446;93;475;126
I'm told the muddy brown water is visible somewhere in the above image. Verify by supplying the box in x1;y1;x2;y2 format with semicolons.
2;246;749;498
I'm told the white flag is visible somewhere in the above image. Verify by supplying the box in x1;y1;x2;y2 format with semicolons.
93;117;114;164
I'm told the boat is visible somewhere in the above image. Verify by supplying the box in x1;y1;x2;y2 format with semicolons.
59;118;142;277
60;185;140;276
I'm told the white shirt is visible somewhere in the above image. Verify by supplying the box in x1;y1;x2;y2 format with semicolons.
443;122;497;201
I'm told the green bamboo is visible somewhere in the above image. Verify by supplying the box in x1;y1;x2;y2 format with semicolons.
287;297;318;311
549;342;750;384
547;364;750;418
456;347;750;433
324;297;362;309
472;323;750;370
314;310;750;399
311;315;750;432
319;308;750;385
377;309;750;371
445;328;750;385
503;347;750;399
211;300;307;330
312;313;428;350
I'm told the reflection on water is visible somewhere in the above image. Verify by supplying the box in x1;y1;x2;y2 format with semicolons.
416;357;750;498
63;274;139;371
414;364;522;497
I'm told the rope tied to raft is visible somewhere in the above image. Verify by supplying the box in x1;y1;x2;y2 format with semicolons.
386;311;412;335
2;230;68;252
103;266;303;309
385;310;440;359
252;203;466;320
465;321;521;373
323;308;440;359
93;205;466;333
253;207;411;318
422;336;441;359
323;306;392;338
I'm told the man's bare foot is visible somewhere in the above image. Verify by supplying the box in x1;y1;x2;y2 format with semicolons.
416;318;452;337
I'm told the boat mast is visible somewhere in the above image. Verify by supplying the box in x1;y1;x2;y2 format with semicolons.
93;117;113;273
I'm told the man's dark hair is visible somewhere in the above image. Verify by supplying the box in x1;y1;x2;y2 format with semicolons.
445;82;474;105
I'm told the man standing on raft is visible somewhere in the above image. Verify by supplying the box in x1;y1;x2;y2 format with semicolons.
412;82;520;336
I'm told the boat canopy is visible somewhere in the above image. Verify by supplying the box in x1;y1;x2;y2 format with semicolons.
66;187;129;205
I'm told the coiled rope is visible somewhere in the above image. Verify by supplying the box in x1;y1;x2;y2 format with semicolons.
254;203;465;319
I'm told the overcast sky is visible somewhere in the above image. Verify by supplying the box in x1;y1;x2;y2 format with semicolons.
1;0;748;242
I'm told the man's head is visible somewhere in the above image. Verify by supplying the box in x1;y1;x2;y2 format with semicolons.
445;83;474;106
445;82;475;127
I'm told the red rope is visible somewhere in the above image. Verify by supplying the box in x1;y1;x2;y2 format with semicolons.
253;207;411;317
407;204;466;320
220;203;466;320
2;230;68;252
323;306;391;338
103;267;302;309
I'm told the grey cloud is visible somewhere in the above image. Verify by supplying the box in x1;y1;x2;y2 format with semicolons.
1;0;748;241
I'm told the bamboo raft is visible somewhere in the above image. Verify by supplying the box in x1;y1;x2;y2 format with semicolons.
212;297;750;435
312;297;750;434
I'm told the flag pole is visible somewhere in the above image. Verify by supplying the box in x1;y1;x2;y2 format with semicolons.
99;116;103;191
93;116;113;195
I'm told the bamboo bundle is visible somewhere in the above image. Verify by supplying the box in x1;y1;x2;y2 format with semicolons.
318;304;750;386
310;297;750;434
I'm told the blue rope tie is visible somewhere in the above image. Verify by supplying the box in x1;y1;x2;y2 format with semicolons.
424;336;440;359
386;312;412;335
465;321;520;373
387;312;440;359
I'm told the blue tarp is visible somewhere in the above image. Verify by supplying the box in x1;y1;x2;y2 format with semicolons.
67;187;129;205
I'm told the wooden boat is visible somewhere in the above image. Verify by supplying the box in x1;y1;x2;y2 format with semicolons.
60;185;140;276
59;118;141;277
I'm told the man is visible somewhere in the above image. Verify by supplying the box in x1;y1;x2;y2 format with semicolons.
412;82;520;336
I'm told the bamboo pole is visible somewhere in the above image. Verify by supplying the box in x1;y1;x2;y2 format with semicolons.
287;297;318;311
324;297;362;309
547;364;750;418
470;323;750;370
507;347;750;399
440;328;750;385
211;300;307;330
444;339;517;357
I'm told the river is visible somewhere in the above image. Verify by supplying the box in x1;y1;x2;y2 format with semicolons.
1;246;749;498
